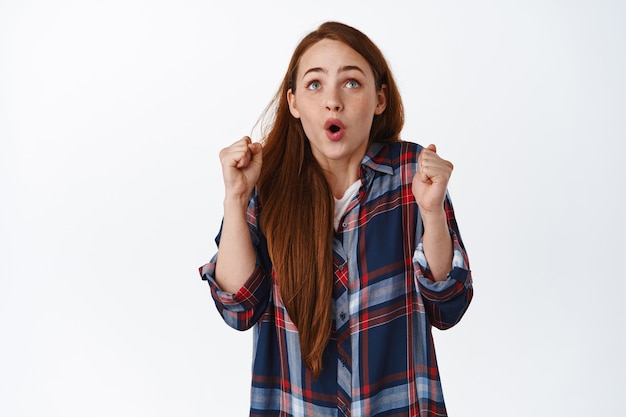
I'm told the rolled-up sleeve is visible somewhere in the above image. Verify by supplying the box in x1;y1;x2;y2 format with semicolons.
200;259;271;330
413;195;473;329
199;192;272;331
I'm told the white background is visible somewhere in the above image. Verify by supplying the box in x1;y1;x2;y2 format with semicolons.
1;1;625;416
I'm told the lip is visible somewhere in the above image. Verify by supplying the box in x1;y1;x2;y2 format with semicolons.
324;118;345;142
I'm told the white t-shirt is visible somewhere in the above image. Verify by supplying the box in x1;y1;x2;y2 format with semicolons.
333;180;361;231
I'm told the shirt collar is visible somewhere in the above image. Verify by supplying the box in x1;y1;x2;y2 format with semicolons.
361;142;395;176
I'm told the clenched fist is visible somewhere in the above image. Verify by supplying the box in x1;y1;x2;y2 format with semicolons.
219;136;263;204
412;144;454;216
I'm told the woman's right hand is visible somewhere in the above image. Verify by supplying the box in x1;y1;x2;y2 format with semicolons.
215;136;263;292
219;136;263;205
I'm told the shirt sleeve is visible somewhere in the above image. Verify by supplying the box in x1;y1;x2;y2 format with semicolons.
198;192;272;331
413;193;473;330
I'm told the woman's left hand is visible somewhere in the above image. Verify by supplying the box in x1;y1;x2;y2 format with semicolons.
412;144;454;216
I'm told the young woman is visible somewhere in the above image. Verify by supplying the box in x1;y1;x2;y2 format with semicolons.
200;21;473;417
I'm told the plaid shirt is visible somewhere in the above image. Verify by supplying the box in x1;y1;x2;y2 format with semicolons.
200;141;473;417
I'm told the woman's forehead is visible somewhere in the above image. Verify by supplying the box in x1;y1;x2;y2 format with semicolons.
296;39;372;78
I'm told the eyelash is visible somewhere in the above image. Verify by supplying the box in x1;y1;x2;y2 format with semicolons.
305;79;361;90
307;80;322;90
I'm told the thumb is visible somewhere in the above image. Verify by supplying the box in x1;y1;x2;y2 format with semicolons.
426;143;437;153
249;142;263;164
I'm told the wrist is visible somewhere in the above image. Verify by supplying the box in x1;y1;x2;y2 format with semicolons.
223;192;251;212
419;206;446;225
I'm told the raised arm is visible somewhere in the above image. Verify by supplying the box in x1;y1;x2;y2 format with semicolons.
412;144;454;282
214;136;263;294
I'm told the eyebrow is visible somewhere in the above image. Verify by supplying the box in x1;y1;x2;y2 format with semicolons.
302;65;367;78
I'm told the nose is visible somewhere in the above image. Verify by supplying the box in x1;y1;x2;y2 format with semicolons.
325;86;343;112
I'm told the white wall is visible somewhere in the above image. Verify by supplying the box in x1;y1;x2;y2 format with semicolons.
1;1;625;416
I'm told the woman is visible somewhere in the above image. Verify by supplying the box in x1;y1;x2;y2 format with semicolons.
200;21;473;417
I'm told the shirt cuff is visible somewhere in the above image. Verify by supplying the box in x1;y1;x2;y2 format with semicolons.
199;255;268;312
413;230;472;299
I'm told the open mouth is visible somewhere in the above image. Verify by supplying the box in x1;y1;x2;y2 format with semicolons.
324;118;345;131
324;118;345;141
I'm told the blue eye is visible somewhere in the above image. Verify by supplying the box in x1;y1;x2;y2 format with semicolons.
346;79;360;89
307;80;322;90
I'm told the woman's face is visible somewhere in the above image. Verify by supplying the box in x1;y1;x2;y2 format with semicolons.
287;39;387;174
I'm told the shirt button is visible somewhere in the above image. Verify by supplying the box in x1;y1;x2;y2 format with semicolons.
342;222;348;228
339;312;346;321
338;264;344;271
340;357;347;367
341;404;347;412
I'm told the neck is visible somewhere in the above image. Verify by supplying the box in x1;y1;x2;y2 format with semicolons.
313;146;368;199
322;166;359;199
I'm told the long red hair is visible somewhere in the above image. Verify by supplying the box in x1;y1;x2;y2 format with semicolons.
257;21;404;377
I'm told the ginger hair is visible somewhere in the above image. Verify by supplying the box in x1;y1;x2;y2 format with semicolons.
257;21;404;377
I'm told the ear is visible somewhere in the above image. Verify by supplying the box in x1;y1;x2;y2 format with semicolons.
287;88;300;119
374;84;388;115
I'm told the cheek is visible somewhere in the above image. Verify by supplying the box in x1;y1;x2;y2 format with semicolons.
295;102;318;125
299;118;317;139
293;110;315;137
